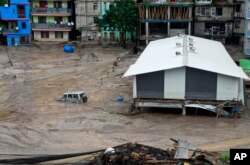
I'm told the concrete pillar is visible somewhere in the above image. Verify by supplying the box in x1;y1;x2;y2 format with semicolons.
167;6;171;36
146;6;149;44
168;22;170;36
146;23;149;44
188;7;192;35
188;22;191;35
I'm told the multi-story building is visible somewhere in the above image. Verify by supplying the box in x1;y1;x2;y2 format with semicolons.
0;0;31;46
245;0;250;55
100;0;136;43
31;0;75;42
232;0;244;46
193;0;234;43
138;0;193;45
75;0;100;41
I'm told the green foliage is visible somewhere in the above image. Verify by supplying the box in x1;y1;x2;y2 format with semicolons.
0;0;8;5
97;0;137;33
220;151;230;162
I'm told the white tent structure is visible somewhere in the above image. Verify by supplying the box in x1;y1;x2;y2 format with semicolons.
124;35;249;114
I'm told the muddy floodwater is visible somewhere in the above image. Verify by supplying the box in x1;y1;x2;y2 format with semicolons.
0;44;250;157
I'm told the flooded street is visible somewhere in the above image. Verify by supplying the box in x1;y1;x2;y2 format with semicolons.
0;44;250;157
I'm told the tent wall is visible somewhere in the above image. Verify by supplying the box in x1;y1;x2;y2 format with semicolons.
185;67;217;100
238;79;245;105
216;74;239;100
136;71;164;99
133;67;244;102
164;67;186;99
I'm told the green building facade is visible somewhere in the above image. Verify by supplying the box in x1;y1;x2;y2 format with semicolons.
100;0;136;42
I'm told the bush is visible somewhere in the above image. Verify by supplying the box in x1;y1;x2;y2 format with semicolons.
221;151;230;162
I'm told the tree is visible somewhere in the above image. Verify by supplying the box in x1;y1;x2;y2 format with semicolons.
97;0;137;48
0;0;8;6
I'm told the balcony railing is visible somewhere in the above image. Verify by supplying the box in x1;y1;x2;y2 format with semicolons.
31;8;72;13
32;23;72;29
2;29;18;35
234;12;244;18
195;0;212;4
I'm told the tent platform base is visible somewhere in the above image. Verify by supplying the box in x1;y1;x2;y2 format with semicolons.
133;98;243;117
137;102;183;109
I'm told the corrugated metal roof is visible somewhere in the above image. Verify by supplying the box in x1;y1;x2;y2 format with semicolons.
124;35;249;80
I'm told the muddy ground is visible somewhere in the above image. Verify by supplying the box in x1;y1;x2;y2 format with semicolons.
0;43;250;158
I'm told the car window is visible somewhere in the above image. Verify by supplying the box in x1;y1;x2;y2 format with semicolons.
68;94;72;99
73;94;78;99
80;94;83;98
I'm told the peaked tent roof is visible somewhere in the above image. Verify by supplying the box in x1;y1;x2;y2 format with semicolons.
123;35;249;80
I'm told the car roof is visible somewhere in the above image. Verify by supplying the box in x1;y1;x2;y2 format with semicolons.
64;91;85;95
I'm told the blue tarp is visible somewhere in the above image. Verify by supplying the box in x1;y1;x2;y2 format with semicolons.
64;45;74;53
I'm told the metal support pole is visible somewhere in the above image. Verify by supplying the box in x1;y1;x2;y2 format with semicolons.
146;6;149;44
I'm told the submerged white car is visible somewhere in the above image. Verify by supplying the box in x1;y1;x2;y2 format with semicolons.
56;91;87;103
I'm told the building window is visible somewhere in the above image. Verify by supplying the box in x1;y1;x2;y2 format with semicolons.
104;32;107;41
20;36;29;44
234;20;240;29
211;7;223;16
104;2;107;11
9;21;17;30
41;31;49;38
39;0;47;8
54;1;62;8
93;17;98;23
54;17;63;24
215;7;223;16
22;22;26;29
110;32;115;41
11;38;15;46
205;23;226;36
55;31;63;38
17;5;25;18
38;16;46;23
80;7;84;14
235;4;241;13
196;7;210;16
93;2;98;11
